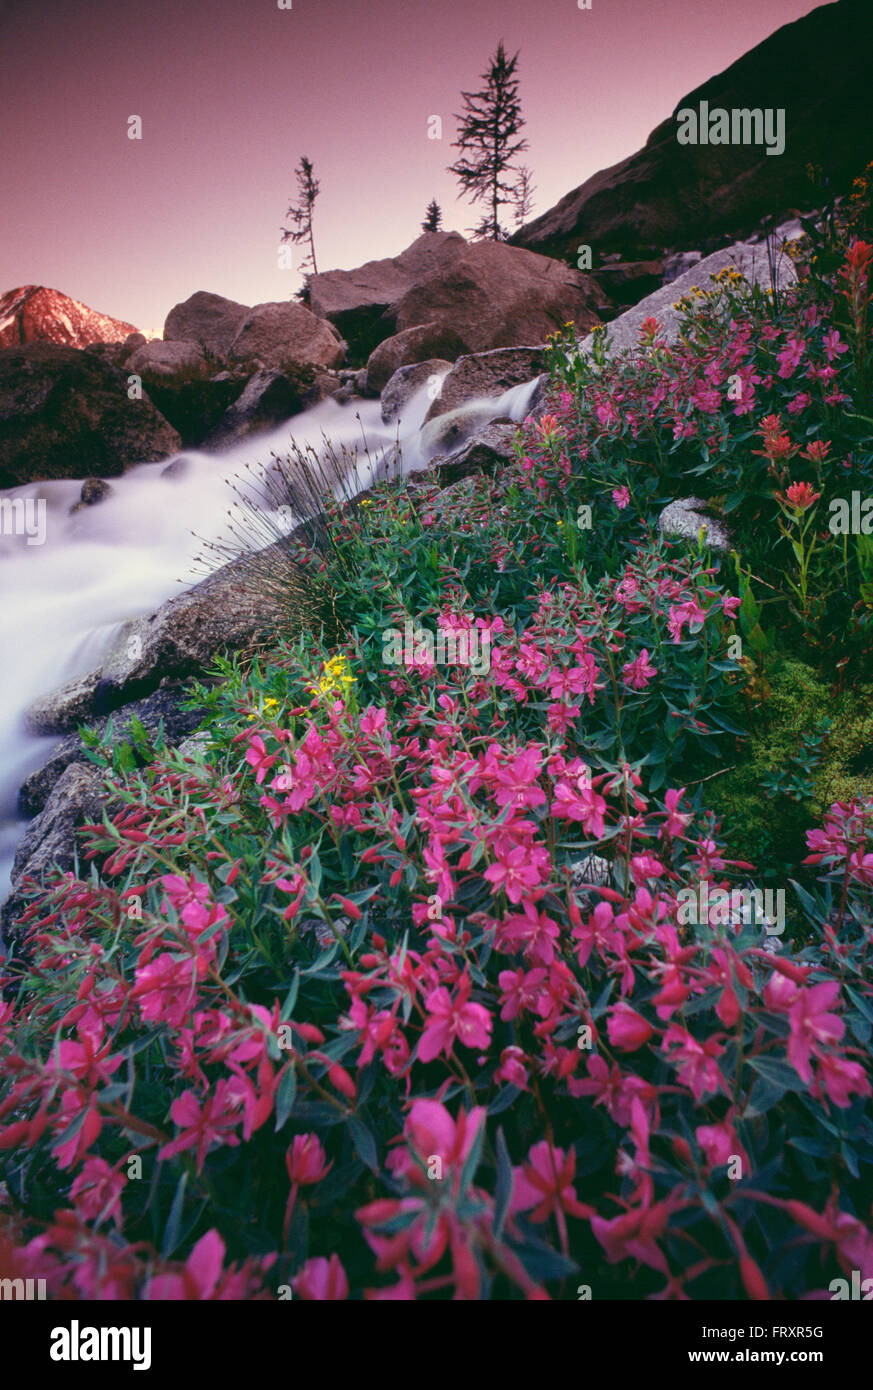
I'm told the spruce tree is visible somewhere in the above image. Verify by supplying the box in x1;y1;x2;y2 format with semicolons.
448;41;528;241
281;156;320;276
421;198;443;232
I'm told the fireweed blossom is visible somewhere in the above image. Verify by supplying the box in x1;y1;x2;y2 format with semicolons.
418;974;493;1062
622;649;657;690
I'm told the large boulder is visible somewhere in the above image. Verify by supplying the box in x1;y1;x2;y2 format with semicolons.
308;233;467;361
126;339;206;376
127;368;248;449
163;290;250;357
423;346;548;424
365;322;467;393
391;240;605;353
513;0;873;262
203;367;314;449
0;343;181;488
577;233;797;359
229;301;345;370
380;360;452;425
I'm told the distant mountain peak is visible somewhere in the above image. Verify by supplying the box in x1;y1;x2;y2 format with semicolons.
0;285;139;349
512;0;873;262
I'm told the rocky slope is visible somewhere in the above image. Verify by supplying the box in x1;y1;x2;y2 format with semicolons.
0;285;138;349
513;0;873;263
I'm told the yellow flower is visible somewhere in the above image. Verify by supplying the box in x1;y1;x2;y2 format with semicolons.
310;653;356;701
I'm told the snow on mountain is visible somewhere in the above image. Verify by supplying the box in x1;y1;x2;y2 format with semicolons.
0;285;139;349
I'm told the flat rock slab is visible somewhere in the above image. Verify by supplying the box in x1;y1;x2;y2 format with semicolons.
19;680;202;818
26;670;102;736
24;533;322;735
577;233;797;359
126;340;207;377
8;761;107;900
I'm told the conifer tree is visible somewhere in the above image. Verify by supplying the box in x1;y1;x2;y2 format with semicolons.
421;198;443;232
448;41;528;241
281;156;320;276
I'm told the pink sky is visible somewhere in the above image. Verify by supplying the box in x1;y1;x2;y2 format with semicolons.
0;0;825;333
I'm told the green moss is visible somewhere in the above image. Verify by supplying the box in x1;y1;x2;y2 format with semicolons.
705;655;873;881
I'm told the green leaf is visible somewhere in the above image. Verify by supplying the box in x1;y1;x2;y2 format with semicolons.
512;1230;579;1282
746;1054;802;1112
308;848;323;893
788;878;821;922
161;1170;189;1259
280;969;300;1020
748;1055;801;1090
457;1111;486;1198
845;984;873;1026
494;1127;513;1238
841;1142;860;1179
274;1064;297;1132
488;1084;520;1116
349;1115;379;1174
787;1136;830;1157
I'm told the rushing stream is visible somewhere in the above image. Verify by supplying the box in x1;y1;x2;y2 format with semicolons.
0;373;540;908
